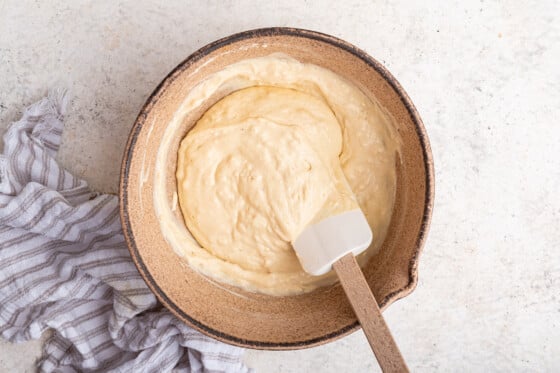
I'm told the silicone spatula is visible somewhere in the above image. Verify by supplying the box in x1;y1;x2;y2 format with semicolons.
292;209;409;373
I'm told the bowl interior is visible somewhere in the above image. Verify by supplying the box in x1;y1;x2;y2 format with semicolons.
120;28;433;349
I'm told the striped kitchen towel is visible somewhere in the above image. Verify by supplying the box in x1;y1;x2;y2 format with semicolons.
0;91;250;373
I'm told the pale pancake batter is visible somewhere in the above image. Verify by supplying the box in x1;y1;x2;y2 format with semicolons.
154;55;400;296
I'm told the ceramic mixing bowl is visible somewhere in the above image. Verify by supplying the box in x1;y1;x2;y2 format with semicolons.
119;27;434;349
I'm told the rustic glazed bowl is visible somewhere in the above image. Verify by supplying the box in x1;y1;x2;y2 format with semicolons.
119;27;434;349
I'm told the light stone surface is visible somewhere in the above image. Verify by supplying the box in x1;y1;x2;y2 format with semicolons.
1;0;559;371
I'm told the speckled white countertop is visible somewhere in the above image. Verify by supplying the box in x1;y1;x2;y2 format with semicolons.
1;1;559;372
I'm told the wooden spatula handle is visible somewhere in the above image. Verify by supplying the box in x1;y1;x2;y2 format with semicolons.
333;253;409;373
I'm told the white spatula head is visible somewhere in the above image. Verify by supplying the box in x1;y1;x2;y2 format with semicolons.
292;209;373;276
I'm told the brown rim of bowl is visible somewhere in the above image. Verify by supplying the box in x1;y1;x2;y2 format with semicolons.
119;27;434;349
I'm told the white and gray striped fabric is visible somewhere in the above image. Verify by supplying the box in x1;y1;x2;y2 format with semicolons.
0;92;250;373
